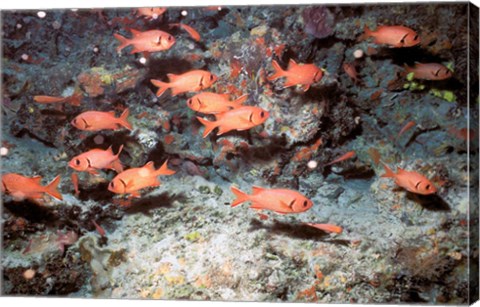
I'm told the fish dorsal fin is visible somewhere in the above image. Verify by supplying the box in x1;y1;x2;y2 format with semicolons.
288;59;297;69
144;161;156;171
129;28;142;37
397;167;406;174
252;186;265;195
106;145;113;154
167;73;179;82
31;176;42;184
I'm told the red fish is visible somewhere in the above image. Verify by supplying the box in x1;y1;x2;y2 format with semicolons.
34;92;83;106
397;121;416;138
108;160;175;197
136;7;166;20
71;173;80;196
404;63;453;80
304;223;343;234
68;145;124;175
151;70;217;97
448;127;476;141
381;163;437;195
170;23;201;42
92;220;106;237
325;151;356;166
268;59;324;91
71;109;132;131
362;25;420;47
187;92;248;114
343;63;360;84
230;185;313;214
114;29;175;54
1;173;62;201
196;106;269;138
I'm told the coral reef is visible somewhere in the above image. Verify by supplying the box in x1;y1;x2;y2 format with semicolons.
1;3;478;304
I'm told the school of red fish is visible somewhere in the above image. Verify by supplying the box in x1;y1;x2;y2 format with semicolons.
3;8;458;236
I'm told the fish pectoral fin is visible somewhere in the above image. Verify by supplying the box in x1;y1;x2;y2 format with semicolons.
87;169;100;176
279;200;294;212
130;191;141;198
302;84;311;92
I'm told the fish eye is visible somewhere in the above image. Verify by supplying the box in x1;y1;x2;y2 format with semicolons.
303;200;308;207
413;34;419;41
426;184;431;190
260;111;264;118
187;99;192;105
75;159;81;166
209;74;214;81
110;181;115;188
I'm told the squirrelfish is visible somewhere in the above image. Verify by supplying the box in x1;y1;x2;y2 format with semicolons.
114;28;175;54
230;185;313;214
34;92;83;106
68;145;124;175
136;7;166;20
362;25;420;48
71;109;132;131
151;70;217;97
187;92;248;114
196;106;269;138
381;163;436;195
170;23;201;42
325;151;356;166
404;63;453;80
1;173;62;201
108;160;175;197
268;59;324;91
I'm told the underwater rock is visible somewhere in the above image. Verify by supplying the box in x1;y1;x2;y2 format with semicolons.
302;6;335;39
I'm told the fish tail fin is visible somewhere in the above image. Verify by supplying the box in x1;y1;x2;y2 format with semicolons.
150;79;169;97
357;25;372;42
380;162;396;178
45;175;63;200
69;92;82;106
233;94;248;106
196;116;217;138
118;108;133;130
267;60;286;81
156;160;176;176
113;33;130;52
110;159;124;173
115;144;124;157
230;186;249;207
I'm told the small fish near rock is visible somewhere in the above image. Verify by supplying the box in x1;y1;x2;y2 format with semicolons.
69;145;124;175
151;70;218;97
230;185;314;214
114;28;175;54
71;109;132;131
108;160;176;198
381;162;437;195
1;173;62;202
361;25;421;48
187;92;248;114
404;63;453;80
268;59;324;92
196;106;269;138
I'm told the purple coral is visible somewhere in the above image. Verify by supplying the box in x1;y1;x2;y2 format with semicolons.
302;6;335;39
